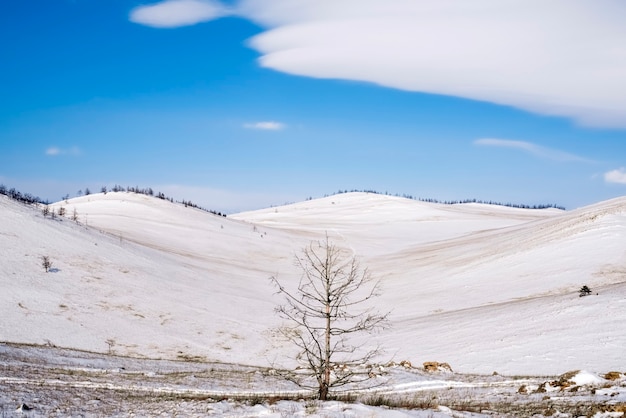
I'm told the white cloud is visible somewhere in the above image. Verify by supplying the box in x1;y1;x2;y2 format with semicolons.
46;147;61;156
474;138;590;162
604;168;626;184
129;0;227;28
239;0;626;128
45;146;81;157
244;121;286;130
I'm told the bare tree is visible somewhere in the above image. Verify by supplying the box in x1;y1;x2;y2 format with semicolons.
270;236;389;400
41;256;52;273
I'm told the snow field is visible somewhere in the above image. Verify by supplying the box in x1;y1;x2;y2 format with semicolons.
1;191;625;377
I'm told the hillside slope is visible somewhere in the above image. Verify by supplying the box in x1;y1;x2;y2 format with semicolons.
1;194;285;364
1;192;624;375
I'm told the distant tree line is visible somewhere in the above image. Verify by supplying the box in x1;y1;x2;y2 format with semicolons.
0;183;226;217
1;183;565;214
87;185;227;217
0;184;44;205
180;199;226;217
329;189;566;210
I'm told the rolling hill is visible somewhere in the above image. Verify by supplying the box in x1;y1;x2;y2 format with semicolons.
1;191;625;375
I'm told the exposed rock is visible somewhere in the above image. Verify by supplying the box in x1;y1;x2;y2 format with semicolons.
533;370;606;395
399;360;412;369
16;403;32;412
550;370;579;391
423;362;439;372
604;371;622;381
439;362;453;372
423;361;453;373
590;404;626;415
559;370;580;381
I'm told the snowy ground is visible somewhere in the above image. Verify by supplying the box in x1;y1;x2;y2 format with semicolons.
1;191;626;416
1;343;625;417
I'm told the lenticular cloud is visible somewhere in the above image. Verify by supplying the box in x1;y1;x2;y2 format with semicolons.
240;0;626;128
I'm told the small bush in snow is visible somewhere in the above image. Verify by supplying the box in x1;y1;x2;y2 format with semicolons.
42;256;52;273
579;285;592;297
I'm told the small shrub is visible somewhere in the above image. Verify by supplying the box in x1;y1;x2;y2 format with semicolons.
361;394;438;410
42;256;52;272
579;285;592;297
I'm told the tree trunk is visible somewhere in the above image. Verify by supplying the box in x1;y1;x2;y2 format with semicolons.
321;291;331;400
319;382;329;400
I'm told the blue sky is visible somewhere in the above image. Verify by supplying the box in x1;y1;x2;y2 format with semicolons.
1;0;626;213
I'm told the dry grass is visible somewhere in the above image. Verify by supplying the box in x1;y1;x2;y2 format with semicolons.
1;342;625;417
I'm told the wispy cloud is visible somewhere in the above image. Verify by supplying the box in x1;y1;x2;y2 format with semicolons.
129;0;227;28
45;147;61;156
604;168;626;184
45;146;81;157
244;121;286;131
474;138;591;163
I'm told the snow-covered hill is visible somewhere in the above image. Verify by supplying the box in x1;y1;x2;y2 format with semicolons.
2;191;625;375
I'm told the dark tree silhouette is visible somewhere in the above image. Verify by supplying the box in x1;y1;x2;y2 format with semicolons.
41;256;52;273
579;285;592;297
